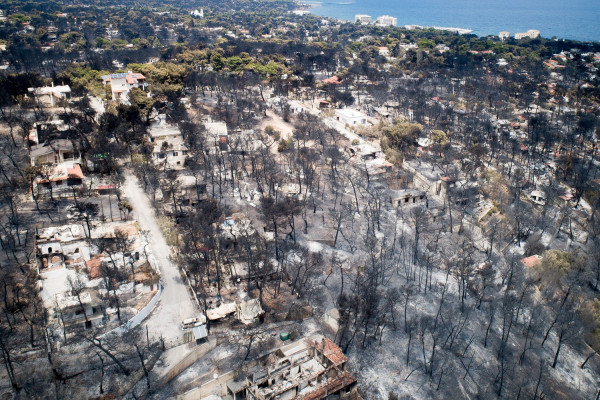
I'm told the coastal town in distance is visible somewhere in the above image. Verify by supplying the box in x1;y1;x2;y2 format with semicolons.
0;0;599;399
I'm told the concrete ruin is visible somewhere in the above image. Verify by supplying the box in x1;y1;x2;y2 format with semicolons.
179;335;361;400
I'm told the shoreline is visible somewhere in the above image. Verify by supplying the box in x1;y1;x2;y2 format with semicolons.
292;0;600;43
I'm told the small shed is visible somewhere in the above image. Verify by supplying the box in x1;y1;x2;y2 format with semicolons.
193;324;208;343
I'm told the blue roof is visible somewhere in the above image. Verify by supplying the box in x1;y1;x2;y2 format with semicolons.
102;72;144;80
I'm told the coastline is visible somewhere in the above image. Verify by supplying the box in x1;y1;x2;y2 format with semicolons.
294;0;600;42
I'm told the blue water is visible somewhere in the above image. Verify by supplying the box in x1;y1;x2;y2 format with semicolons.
307;0;600;42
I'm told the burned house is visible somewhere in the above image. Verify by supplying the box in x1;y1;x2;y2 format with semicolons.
278;182;310;200
27;119;69;145
224;335;360;400
528;189;546;206
35;224;90;272
38;221;158;334
54;290;104;330
391;189;427;207
445;179;481;207
30;139;81;166
220;213;256;251
365;159;393;181
34;162;85;198
203;298;264;325
348;143;382;161
27;84;71;107
402;160;446;199
161;175;207;216
30;137;85;198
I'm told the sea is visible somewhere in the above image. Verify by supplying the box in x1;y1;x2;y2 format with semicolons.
305;0;600;43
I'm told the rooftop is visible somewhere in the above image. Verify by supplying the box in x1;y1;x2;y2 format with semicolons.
335;108;368;118
101;71;145;83
37;223;86;243
28;85;71;95
37;162;84;182
30;139;74;158
521;255;543;268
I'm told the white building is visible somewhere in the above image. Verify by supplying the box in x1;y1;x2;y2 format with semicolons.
376;15;397;27
148;116;189;170
28;84;71;107
190;8;204;18
335;108;368;126
515;29;540;40
378;46;390;57
435;43;450;53
499;31;510;40
101;71;147;102
355;14;372;24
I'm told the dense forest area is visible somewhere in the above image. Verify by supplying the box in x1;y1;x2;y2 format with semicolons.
0;0;599;399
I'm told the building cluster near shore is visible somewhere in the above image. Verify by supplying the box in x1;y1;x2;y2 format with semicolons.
355;15;474;34
499;29;540;40
355;14;397;27
354;13;540;39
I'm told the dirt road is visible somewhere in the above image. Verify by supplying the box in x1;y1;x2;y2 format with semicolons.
121;169;198;342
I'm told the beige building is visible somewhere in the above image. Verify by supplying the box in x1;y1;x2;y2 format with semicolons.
30;139;80;166
354;14;371;24
499;31;510;40
376;15;397;27
515;29;540;40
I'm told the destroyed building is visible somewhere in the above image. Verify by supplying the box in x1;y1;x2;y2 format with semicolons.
225;336;360;400
390;189;427;207
179;335;361;400
30;139;81;166
35;224;90;272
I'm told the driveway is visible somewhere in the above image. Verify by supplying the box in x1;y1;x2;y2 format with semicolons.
121;169;198;342
88;96;105;121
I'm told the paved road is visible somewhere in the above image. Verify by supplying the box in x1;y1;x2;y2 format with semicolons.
121;169;198;342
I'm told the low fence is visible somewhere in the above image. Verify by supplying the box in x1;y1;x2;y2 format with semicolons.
157;336;218;386
176;370;236;400
100;283;162;339
100;243;164;339
180;264;203;311
115;344;162;398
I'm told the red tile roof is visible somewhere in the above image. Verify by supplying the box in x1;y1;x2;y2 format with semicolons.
322;337;348;365
86;256;102;278
521;255;542;268
96;184;118;190
67;163;84;179
322;76;341;85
